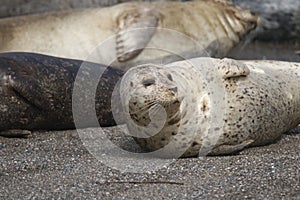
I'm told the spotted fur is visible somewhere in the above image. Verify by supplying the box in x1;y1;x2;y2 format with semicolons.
121;58;300;157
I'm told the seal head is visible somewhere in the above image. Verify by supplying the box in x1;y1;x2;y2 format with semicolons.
120;63;213;157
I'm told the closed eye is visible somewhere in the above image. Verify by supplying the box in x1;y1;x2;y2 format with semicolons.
142;79;155;87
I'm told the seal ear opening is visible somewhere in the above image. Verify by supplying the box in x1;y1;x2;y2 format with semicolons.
199;94;210;114
201;98;209;113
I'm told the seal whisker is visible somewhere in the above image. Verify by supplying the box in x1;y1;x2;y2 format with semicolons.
129;101;157;114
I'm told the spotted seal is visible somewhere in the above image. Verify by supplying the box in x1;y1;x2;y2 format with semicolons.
120;58;300;157
0;52;124;137
0;0;257;70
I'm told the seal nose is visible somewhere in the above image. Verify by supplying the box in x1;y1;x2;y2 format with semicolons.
169;87;178;93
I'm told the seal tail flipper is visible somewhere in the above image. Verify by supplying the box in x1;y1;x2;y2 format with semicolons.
116;6;158;62
0;129;31;137
217;58;250;79
208;139;254;155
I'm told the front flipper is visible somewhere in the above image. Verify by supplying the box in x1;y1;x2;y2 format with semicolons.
0;129;31;138
208;139;254;155
7;74;51;111
116;7;159;62
217;58;250;79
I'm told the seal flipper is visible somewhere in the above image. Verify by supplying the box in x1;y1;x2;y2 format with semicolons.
217;58;250;79
0;129;31;137
8;74;51;111
116;8;159;62
208;139;254;155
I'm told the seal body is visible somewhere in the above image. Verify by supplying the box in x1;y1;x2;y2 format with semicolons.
0;52;124;137
121;58;300;157
0;0;257;70
0;0;179;18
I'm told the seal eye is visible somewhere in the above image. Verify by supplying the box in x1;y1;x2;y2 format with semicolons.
167;74;173;81
143;79;155;87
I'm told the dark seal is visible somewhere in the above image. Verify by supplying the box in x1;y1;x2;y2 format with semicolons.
0;52;124;137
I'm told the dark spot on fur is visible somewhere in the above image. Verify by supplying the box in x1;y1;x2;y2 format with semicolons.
168;117;180;125
130;82;133;87
183;120;189;125
167;74;173;81
192;142;199;147
173;100;180;105
201;98;209;112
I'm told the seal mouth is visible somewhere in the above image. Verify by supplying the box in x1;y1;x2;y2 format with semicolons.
128;92;182;128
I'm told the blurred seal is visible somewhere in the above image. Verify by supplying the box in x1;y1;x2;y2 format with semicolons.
228;0;300;41
0;0;257;70
0;0;179;18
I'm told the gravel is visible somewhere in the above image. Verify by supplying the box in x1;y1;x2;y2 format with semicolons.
0;125;299;199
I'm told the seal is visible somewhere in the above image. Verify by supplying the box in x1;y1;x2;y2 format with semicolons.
0;0;179;18
120;58;300;157
227;0;300;41
0;52;124;137
0;0;257;70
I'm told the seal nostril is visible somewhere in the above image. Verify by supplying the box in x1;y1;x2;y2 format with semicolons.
170;87;178;93
167;74;173;81
143;79;155;87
